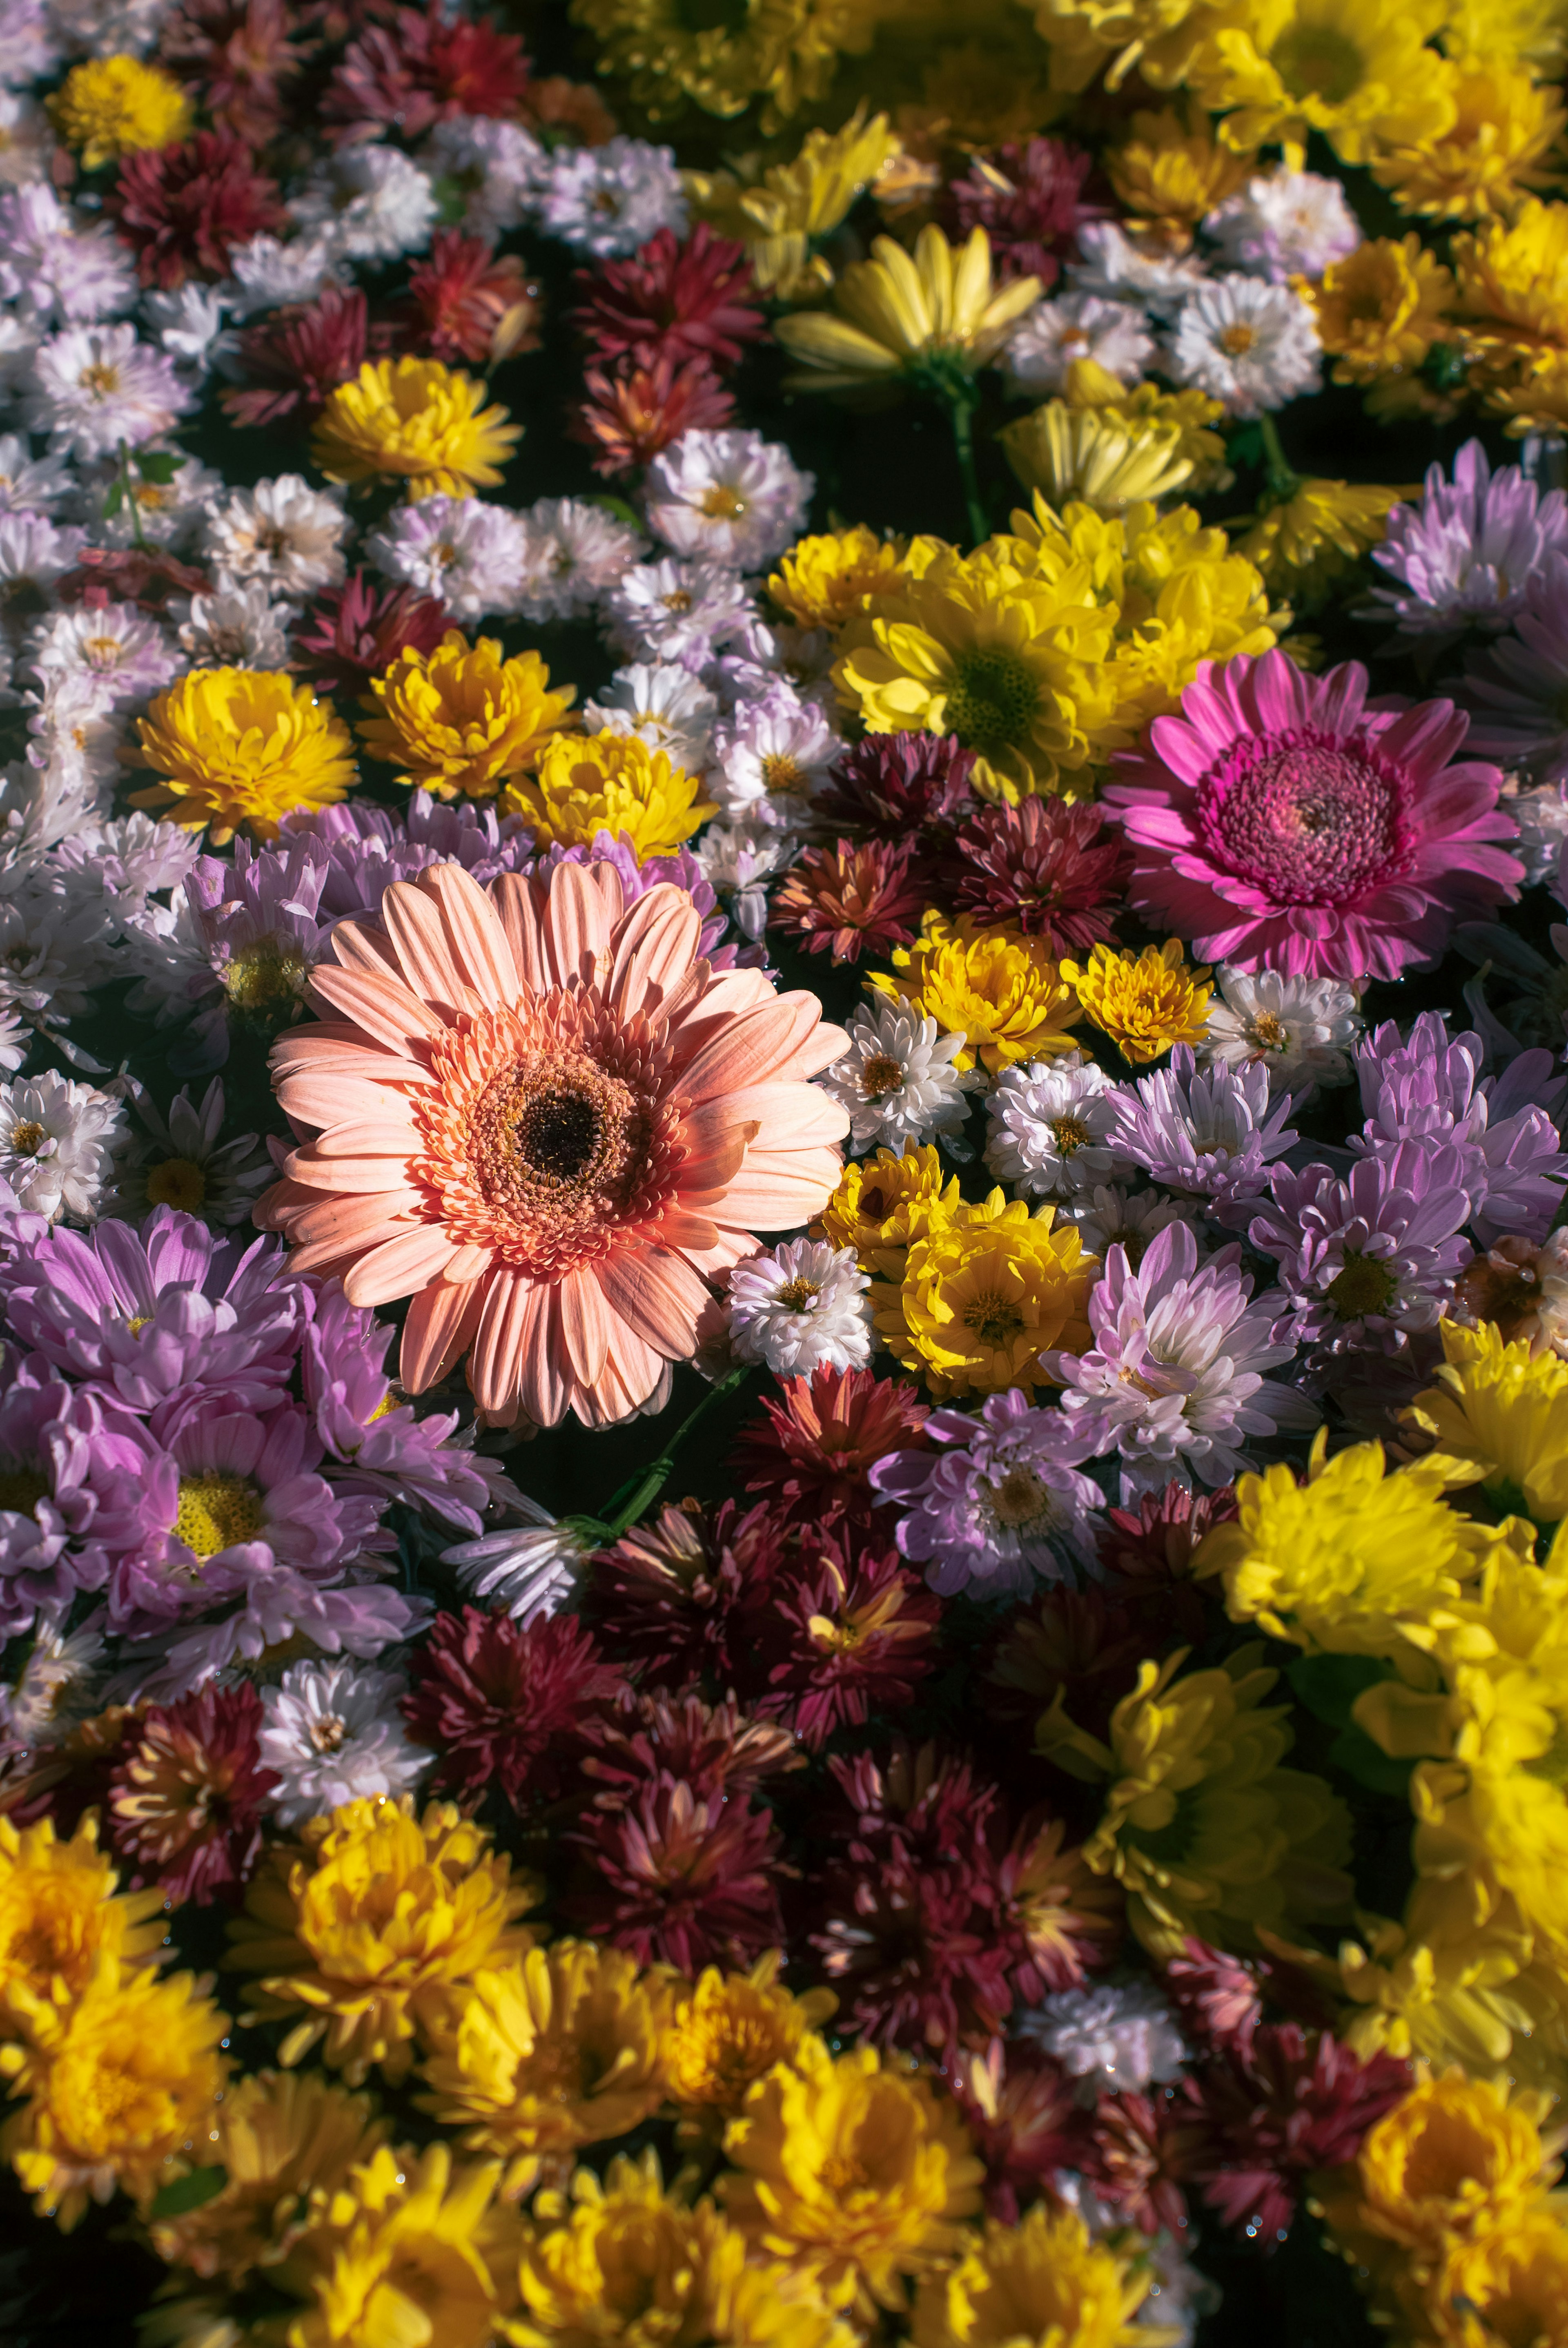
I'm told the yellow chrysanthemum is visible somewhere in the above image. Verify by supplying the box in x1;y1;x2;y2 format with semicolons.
1371;60;1566;223
226;1797;539;2086
289;2141;521;2348
868;912;1080;1073
1106;107;1253;250
506;2151;856;2348
1405;1319;1568;1523
1441;0;1568;75
769;526;914;631
0;1953;228;2230
503;730;717;860
998;402;1197;517
311;357;520;500
1320;2072;1558;2272
1028;0;1237;95
875;1188;1097;1398
912;2203;1171;2348
417;1944;671;2192
1192;0;1459;164
1306;236;1455;386
1196;1427;1512;1656
1452;197;1568;430
1066;368;1232;496
687;105;901;300
47;56;190;167
358;632;575;803
1422;2209;1568;2348
775;226;1042;393
1306;1893;1568;2080
661;1955;837;2125
570;0;881;127
815;1143;962;1281
1062;939;1212;1064
1236;479;1406;598
133;669;356;846
1037;1646;1353;1958
720;2038;983;2318
0;1813;164;2029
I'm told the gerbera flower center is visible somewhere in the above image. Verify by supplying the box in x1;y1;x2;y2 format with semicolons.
858;1053;906;1100
145;1157;208;1211
774;1277;822;1311
1198;724;1414;906
1270;24;1364;103
761;752;804;792
0;1468;47;1517
964;1291;1025;1347
8;1121;45;1155
223;938;310;1013
1052;1113;1092;1155
1325;1249;1399;1321
944;651;1041;755
701;483;748;519
175;1473;266;1559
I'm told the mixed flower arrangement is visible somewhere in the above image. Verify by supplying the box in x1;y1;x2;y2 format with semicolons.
3;0;1568;2344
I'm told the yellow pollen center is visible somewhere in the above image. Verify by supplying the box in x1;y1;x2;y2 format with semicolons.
8;1120;45;1155
175;1472;265;1560
1052;1114;1091;1155
79;363;120;395
700;483;747;519
1248;1010;1287;1048
82;635;124;667
1218;323;1257;356
661;590;693;612
145;1157;208;1212
774;1277;822;1311
985;1465;1051;1527
761;752;804;792
858;1053;906;1101
964;1292;1024;1349
222;938;308;1014
309;1713;349;1754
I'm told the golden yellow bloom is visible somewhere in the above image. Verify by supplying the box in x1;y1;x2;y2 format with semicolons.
227;1797;538;2086
1236;479;1406;598
1452;198;1568;427
1;1954;227;2230
998;401;1197;517
289;2141;521;2348
1324;2072;1558;2267
1306;236;1455;386
1192;0;1459;165
720;2038;983;2318
876;1188;1097;1398
769;526;913;631
1405;1319;1568;1523
570;0;880;128
417;1944;671;2192
1051;366;1233;498
1028;0;1237;96
312;357;519;500
0;1813;164;2029
1372;60;1566;223
133;669;355;846
1441;0;1568;74
1196;1427;1510;1656
48;56;190;167
1107;107;1253;250
815;1142;961;1282
869;912;1080;1073
1306;1893;1566;2081
1062;938;1212;1064
359;632;575;803
687;105;901;301
503;730;716;859
1037;1646;1352;1958
775;226;1041;393
1422;2208;1568;2348
661;1954;836;2125
912;2203;1170;2348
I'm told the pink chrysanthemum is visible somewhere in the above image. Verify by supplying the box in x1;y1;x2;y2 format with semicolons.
256;859;849;1429
570;354;735;478
565;1772;786;1973
1104;650;1523;981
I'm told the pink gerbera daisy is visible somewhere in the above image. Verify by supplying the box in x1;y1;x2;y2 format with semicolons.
256;859;849;1429
1103;650;1522;981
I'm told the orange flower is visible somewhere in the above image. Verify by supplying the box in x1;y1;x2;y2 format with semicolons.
257;860;849;1429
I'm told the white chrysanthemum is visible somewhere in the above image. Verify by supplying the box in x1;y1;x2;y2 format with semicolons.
47;0;165;55
0;1068;124;1219
24;324;192;458
708;686;839;827
27;600;180;706
22;666;125;800
174;579;294;669
0;1003;26;1073
224;231;340;317
290;145;437;263
606;555;756;666
644;427;815;571
0;884;113;1020
584;662;719;776
727;1238;873;1376
1;1620;104;1745
365;493;526;622
0;10;54;99
985;1050;1131;1200
1199;966;1363;1098
818;1000;977;1154
106;1074;272;1226
1062;1183;1198;1264
536;134;686;256
722;616;839;712
513;495;646;622
80;448;226;553
257;1659;431;1828
1022;1982;1188;2102
693;818;794;941
1508;780;1568;884
1166;274;1321;417
50;810;200;909
120;892;211;1024
1003;292;1156;396
0;434;69;513
443;1503;588;1626
0;184;135;325
0;91;53;190
1068;220;1208;316
140;283;235;371
1205;167;1361;283
201;474;348;598
423;114;547;239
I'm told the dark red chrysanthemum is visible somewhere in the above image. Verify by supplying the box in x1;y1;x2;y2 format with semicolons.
324;0;530;140
1096;1480;1238;1643
998;1810;1124;2005
571;224;764;373
1163;1940;1266;2059
816;730;978;841
755;1534;940;1752
395;230;541;366
401;1606;625;1807
949;2038;1084;2223
107;1683;276;1907
18;1706;139;1835
293;569;451;698
947;136;1105;288
108;130;283;291
950;796;1134;952
223;285;389;430
988;1585;1180;1746
570;354;735;478
58;546;209;613
770;838;934;966
579;1686;802;1806
1194;2025;1411;2241
583;1498;792;1695
1079;2085;1207;2236
565;1773;786;1973
158;0;311;144
731;1364;930;1531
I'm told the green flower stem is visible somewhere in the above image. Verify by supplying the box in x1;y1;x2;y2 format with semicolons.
1257;412;1301;505
560;1362;756;1546
946;382;989;550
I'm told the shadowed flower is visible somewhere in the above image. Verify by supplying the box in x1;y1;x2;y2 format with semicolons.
951;795;1131;950
401;1608;625;1808
107;131;282;290
572;224;764;372
1196;2023;1410;2240
396;231;540;368
584;1500;793;1693
223;287;385;432
776;226;1040;395
293;570;451;700
755;1534;941;1750
817;732;978;841
661;1953;835;2125
571;354;735;478
947;137;1101;287
566;1774;787;1974
731;1363;929;1530
324;1;530;142
108;1681;276;1908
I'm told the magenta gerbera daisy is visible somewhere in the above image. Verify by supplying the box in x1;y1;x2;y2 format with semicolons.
1104;651;1523;981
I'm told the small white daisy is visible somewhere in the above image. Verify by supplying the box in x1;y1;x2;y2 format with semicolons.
24;323;192;459
583;661;719;775
606;555;756;666
443;1503;589;1625
0;1067;125;1219
365;493;527;621
50;810;201;909
1166;274;1321;417
140;282;236;371
985;1050;1131;1199
26;599;180;706
422;114;547;239
708;685;840;827
727;1238;873;1377
0;183;135;326
1068;219;1208;316
536;134;686;257
290;144;437;264
201;473;348;598
0;433;70;512
0;509;85;613
513;495;647;622
21;666;125;800
1198;966;1363;1098
174;578;294;669
1021;1981;1187;2104
644;426;815;571
818;1001;977;1154
78;448;226;553
1003;292;1156;396
0;883;114;1021
224;230;340;317
1205;167;1362;283
258;1658;431;1827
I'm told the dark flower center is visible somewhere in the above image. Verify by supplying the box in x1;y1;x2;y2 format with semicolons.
0;1468;47;1518
1270;23;1364;103
945;651;1040;756
1325;1249;1399;1322
514;1086;603;1182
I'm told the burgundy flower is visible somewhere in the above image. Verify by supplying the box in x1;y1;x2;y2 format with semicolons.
579;1686;802;1806
947;136;1104;287
401;1607;625;1808
324;0;530;141
109;130;283;290
1096;1479;1238;1647
583;1498;791;1696
770;838;933;966
394;230;541;367
816;731;978;841
988;1585;1178;1747
1163;1940;1265;2059
731;1364;930;1532
58;546;209;613
158;0;311;144
570;354;735;478
950;796;1133;952
1079;2086;1207;2236
950;2038;1084;2223
998;1810;1124;2005
565;1773;786;1973
293;569;451;698
756;1533;940;1752
1194;2025;1411;2241
223;286;388;430
107;1683;276;1908
571;225;764;372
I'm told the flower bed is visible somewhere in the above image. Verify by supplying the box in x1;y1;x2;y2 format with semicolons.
1;3;1568;2344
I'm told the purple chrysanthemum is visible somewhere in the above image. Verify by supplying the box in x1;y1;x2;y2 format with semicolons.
868;1388;1102;1597
279;789;532;921
0;1354;103;1639
1364;439;1568;644
131;841;336;1074
1104;1047;1297;1209
531;828;743;969
1245;1142;1474;1353
1461;553;1568;787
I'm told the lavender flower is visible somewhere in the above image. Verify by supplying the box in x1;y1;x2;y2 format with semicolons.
122;1575;428;1705
0;183;136;325
130;840;334;1071
0;1355;102;1639
258;1657;430;1825
605;556;755;668
1246;1143;1475;1352
1365;441;1568;644
1352;1012;1568;1245
279;792;530;921
1203;168;1361;282
1461;553;1568;786
25;325;192;459
869;1388;1104;1597
1105;1046;1297;1208
644;428;814;571
365;493;527;622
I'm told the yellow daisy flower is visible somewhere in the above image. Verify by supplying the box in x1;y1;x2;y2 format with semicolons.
815;1142;962;1282
912;2203;1167;2348
1404;1319;1568;1524
660;1955;837;2127
133;669;356;846
769;526;914;631
359;632;575;803
0;1813;165;2026
1106;106;1253;250
1441;0;1568;75
1319;2072;1558;2274
868;912;1080;1073
1236;479;1407;598
687;105;902;301
1372;60;1566;223
774;226;1042;393
998;401;1196;517
1027;0;1238;97
569;0;881;127
504;730;717;859
1451;196;1568;415
1192;0;1459;165
288;2141;522;2348
311;357;520;500
48;56;190;167
1062;938;1213;1064
1306;235;1455;386
876;1188;1097;1398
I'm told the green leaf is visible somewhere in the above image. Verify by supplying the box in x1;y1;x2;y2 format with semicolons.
150;2165;227;2219
102;482;124;517
1226;423;1264;471
1327;1724;1414;1800
587;494;642;530
1286;1652;1388;1730
138;451;184;484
